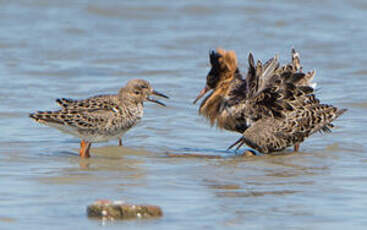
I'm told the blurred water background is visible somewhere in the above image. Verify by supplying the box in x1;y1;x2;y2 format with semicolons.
0;0;366;229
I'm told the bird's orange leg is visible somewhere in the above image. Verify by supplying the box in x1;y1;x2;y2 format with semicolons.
80;140;91;158
294;143;300;152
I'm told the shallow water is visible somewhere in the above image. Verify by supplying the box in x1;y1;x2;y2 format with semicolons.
1;0;367;229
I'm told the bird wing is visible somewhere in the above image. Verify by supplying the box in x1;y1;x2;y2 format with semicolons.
220;50;313;132
29;108;118;130
241;50;318;123
32;95;122;130
56;95;120;112
247;48;316;98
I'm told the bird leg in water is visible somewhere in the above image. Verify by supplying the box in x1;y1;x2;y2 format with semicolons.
118;138;123;146
294;143;300;152
235;139;246;151
228;136;260;156
80;140;91;158
227;136;245;151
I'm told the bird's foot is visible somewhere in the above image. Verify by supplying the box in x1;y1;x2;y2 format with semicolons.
294;143;300;152
80;140;91;158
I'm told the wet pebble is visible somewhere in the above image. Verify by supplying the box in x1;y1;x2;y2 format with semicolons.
87;200;163;220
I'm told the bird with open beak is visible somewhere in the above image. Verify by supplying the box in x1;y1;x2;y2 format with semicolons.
193;48;249;133
30;79;169;158
193;48;346;154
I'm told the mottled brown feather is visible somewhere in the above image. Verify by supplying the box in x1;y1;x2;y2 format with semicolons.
197;48;346;154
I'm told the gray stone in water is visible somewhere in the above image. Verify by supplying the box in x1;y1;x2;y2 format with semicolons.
87;200;163;220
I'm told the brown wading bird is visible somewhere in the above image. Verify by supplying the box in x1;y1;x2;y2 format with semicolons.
30;79;168;158
193;48;346;154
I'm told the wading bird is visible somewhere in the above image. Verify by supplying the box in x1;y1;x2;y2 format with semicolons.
30;79;168;158
194;48;346;154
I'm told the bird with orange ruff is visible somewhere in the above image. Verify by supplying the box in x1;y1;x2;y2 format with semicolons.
193;48;346;154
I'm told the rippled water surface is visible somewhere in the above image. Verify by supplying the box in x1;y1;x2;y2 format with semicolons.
1;0;367;229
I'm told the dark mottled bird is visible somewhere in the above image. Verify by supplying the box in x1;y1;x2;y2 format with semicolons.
193;48;346;154
30;79;168;158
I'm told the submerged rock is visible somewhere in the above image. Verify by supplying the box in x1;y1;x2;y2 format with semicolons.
87;200;163;220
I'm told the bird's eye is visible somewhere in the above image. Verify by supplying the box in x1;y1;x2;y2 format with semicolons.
134;91;140;95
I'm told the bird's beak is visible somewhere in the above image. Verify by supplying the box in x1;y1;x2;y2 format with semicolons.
147;90;169;107
152;90;169;99
193;85;209;104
